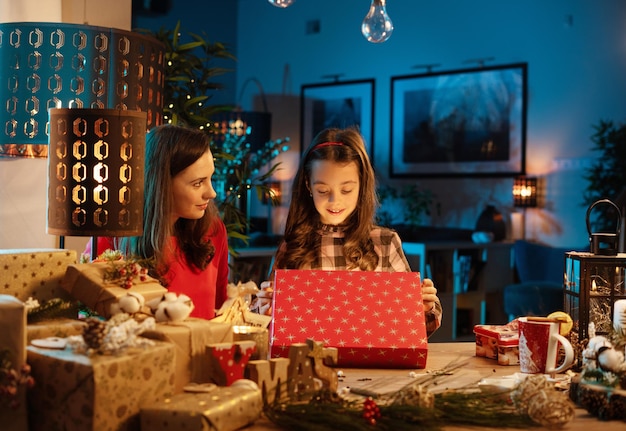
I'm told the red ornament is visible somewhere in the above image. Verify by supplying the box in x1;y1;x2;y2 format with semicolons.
362;397;381;425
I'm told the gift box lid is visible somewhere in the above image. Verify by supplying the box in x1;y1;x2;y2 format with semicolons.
269;269;427;368
474;324;519;347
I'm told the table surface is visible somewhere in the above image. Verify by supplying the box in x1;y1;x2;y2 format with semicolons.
245;342;622;431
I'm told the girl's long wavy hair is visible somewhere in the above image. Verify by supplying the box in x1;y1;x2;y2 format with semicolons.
119;125;218;273
275;127;379;270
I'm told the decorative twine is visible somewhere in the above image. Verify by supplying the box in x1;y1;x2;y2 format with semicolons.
513;375;575;427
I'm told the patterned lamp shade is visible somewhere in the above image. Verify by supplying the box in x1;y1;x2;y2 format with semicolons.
512;176;538;208
46;108;146;237
0;22;165;158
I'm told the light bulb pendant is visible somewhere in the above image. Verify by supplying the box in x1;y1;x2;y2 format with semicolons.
361;0;394;43
268;0;295;8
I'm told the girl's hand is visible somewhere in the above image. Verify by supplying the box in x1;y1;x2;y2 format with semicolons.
253;281;273;316
421;278;438;312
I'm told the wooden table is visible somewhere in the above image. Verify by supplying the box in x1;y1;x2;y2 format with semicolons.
246;342;622;430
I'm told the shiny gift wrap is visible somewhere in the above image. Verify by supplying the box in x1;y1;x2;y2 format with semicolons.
141;318;234;393
0;249;76;302
61;262;167;318
140;380;263;431
270;269;428;368
27;318;87;342
27;340;175;431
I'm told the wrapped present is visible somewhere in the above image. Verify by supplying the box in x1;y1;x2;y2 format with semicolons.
27;340;175;431
27;318;87;343
141;318;233;393
0;295;29;431
61;262;167;318
140;379;263;431
474;322;519;366
270;269;428;368
0;249;76;302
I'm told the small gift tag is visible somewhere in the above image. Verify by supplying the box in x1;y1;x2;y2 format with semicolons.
31;337;67;349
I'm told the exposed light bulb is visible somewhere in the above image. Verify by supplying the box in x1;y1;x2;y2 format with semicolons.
267;0;295;8
361;0;394;43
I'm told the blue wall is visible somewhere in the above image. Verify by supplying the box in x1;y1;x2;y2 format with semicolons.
135;0;626;248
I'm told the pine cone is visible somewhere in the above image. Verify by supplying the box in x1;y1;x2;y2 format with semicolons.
83;317;107;350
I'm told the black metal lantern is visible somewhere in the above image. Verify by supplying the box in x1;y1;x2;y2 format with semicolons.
564;199;624;367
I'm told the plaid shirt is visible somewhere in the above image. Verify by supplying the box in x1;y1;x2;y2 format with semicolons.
276;225;442;336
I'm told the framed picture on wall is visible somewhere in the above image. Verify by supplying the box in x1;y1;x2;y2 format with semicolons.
390;63;527;178
300;79;374;157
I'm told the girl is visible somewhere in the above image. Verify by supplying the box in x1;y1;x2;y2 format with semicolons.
89;125;229;319
271;127;442;336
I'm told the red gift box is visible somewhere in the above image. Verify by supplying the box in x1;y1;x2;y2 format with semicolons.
474;322;519;366
269;269;427;368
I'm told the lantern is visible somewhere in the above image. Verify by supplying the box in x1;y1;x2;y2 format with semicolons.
564;199;624;367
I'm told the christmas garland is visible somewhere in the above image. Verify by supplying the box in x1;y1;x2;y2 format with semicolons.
264;361;575;430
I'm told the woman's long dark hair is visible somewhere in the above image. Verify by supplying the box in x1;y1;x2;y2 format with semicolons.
275;127;379;270
120;125;218;273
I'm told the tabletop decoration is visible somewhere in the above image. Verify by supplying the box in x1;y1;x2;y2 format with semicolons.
65;313;156;355
0;350;35;410
570;323;626;420
263;358;574;430
97;249;153;289
213;281;272;328
25;297;82;323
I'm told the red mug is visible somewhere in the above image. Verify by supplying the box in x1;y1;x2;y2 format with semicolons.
518;317;574;374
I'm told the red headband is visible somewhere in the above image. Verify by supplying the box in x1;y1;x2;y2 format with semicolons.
312;141;343;151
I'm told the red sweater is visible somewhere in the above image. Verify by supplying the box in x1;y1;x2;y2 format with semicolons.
92;220;229;319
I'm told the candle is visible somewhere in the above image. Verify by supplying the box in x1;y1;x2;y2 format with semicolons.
613;299;626;334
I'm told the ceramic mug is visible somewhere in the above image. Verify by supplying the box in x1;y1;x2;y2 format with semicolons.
518;317;574;374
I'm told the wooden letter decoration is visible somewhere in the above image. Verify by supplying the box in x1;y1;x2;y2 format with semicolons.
246;358;290;404
287;342;316;401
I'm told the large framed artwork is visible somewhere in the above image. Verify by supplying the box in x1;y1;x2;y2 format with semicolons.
390;63;527;178
300;79;374;156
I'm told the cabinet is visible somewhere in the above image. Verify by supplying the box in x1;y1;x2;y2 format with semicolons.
403;241;514;342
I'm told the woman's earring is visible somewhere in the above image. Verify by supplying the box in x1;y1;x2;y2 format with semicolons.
309;192;313;197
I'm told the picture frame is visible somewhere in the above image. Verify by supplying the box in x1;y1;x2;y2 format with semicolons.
390;63;527;178
300;79;374;156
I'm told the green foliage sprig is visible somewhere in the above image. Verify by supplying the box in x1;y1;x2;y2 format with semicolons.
138;21;290;247
582;120;626;232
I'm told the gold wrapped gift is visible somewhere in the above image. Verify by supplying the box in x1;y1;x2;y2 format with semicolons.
0;295;28;431
27;318;87;343
27;340;175;431
0;249;76;302
140;380;263;431
141;318;234;393
61;262;167;318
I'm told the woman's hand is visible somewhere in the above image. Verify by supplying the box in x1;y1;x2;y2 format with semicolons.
421;278;438;312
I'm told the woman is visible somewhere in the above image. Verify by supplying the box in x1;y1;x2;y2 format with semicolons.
90;125;229;319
